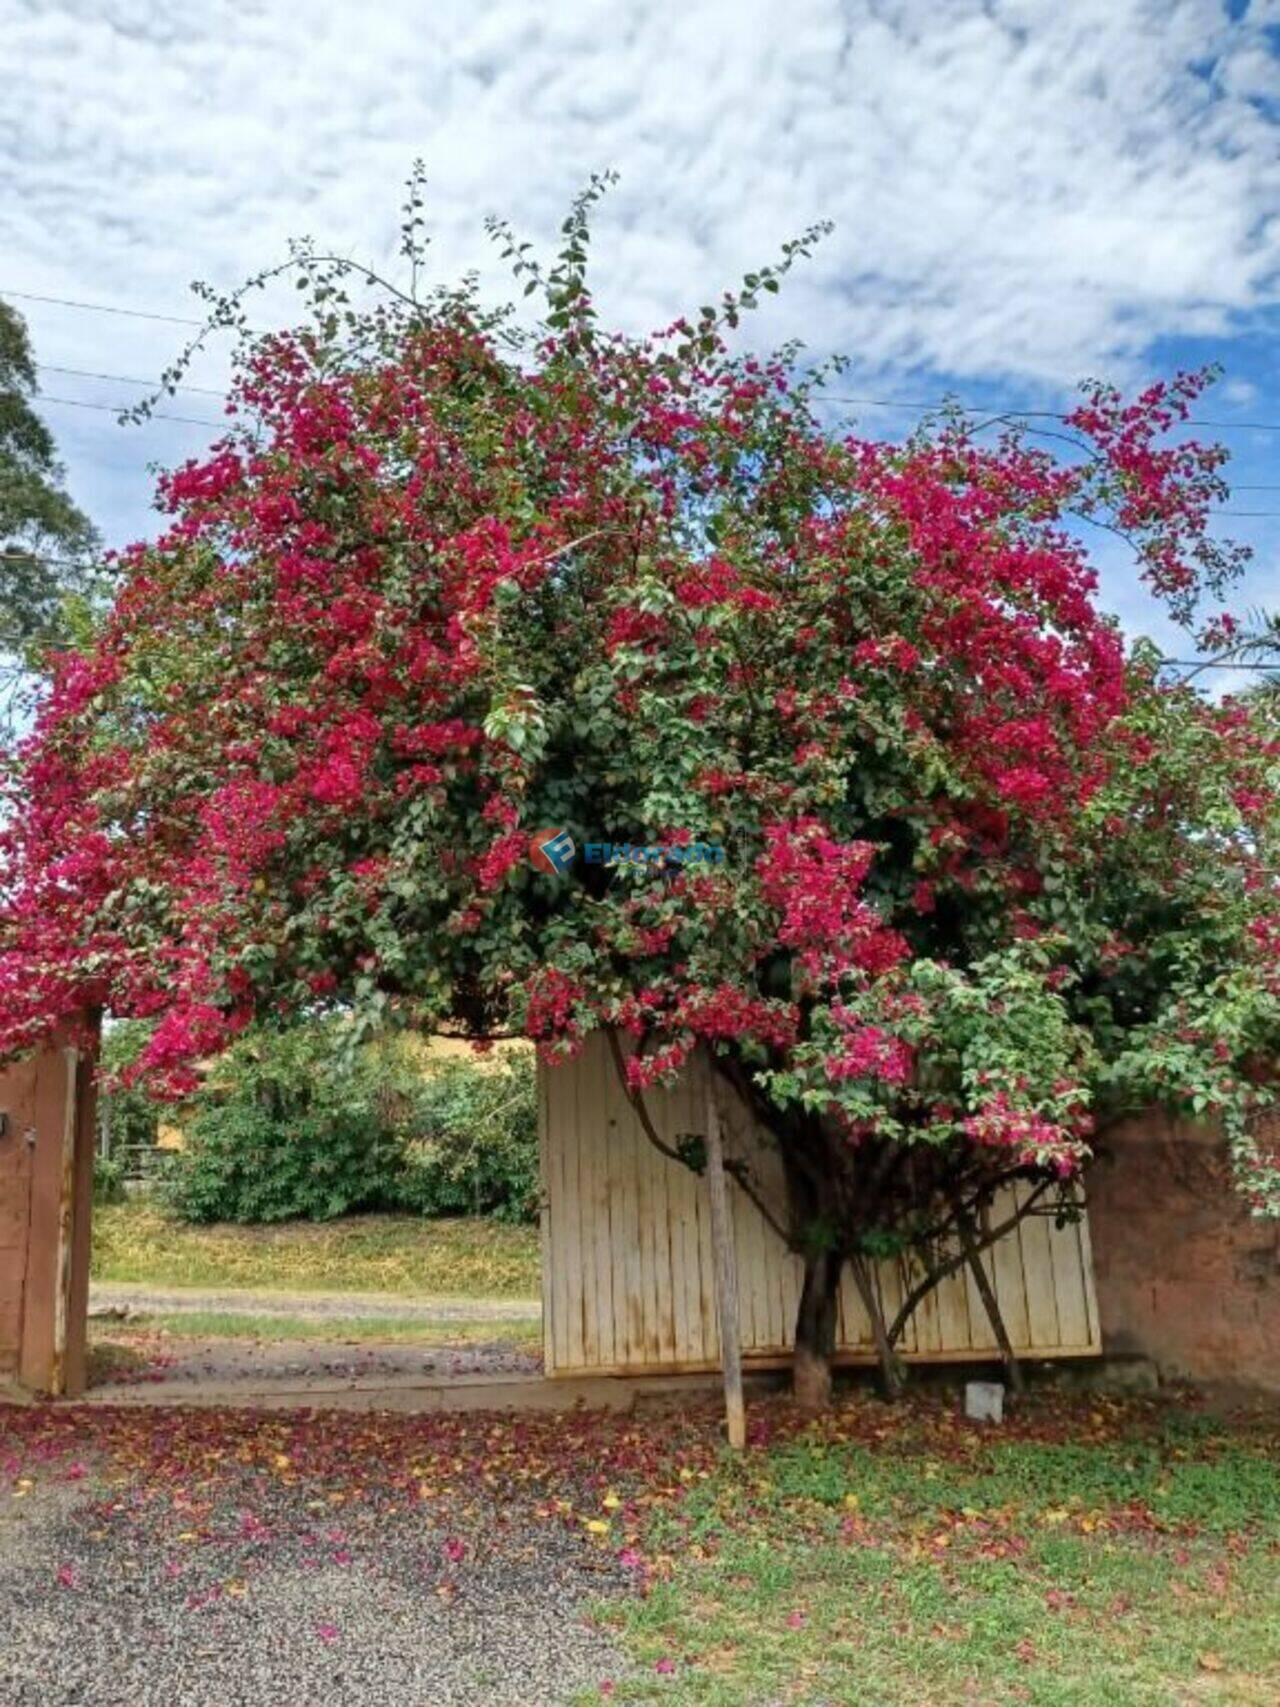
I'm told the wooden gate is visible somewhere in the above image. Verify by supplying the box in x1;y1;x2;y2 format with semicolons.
540;1033;1101;1377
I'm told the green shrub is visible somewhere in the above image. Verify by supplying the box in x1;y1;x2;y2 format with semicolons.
164;1024;403;1223
162;1023;538;1225
395;1056;538;1223
93;1153;128;1205
100;1018;162;1151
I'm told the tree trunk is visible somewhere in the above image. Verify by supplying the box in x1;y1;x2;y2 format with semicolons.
793;1246;842;1411
949;1189;1026;1398
849;1253;906;1401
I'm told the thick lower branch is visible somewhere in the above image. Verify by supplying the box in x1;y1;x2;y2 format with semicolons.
948;1186;1025;1395
886;1178;1053;1347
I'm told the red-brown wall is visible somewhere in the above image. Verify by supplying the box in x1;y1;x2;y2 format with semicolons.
1088;1113;1280;1393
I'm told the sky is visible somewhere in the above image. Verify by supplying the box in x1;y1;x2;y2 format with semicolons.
2;0;1279;669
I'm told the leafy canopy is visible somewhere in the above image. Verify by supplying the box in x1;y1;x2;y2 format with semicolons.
1;176;1277;1222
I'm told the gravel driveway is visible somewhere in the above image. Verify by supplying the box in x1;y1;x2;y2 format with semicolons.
0;1406;643;1706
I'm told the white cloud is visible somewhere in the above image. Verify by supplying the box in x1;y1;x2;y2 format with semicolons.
1;0;1278;557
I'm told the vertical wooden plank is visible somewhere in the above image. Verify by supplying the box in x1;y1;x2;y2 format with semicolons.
764;1128;795;1354
705;1080;746;1449
546;1051;566;1372
837;1262;869;1351
666;1057;699;1365
907;1247;943;1356
1074;1198;1102;1353
577;1036;602;1371
931;1235;977;1353
725;1075;783;1352
538;1051;556;1376
617;1045;649;1368
728;1106;761;1353
1016;1181;1062;1351
1045;1190;1092;1350
874;1253;913;1356
594;1037;618;1370
632;1069;660;1366
747;1048;798;1351
987;1187;1032;1351
961;1240;999;1352
561;1056;586;1374
652;1073;680;1365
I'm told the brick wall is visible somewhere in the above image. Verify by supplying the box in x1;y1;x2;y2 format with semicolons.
1087;1112;1280;1393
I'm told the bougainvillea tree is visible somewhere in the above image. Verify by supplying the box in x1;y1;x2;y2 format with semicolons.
3;177;1278;1403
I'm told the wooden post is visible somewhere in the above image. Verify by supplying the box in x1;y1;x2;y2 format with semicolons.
704;1078;746;1449
11;1035;96;1398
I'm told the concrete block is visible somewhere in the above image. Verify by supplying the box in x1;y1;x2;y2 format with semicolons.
964;1380;1005;1423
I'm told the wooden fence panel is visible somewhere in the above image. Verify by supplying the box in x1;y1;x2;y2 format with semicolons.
541;1035;1100;1376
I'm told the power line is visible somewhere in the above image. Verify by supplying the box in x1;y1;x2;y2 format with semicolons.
35;394;222;429
1159;659;1280;671
1;287;206;328
7;287;1280;435
39;363;225;399
813;393;1280;435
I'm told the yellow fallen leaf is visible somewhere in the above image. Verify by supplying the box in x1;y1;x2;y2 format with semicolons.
602;1493;621;1511
585;1519;611;1535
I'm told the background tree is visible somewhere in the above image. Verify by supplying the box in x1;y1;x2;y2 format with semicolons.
0;300;100;714
1;182;1276;1405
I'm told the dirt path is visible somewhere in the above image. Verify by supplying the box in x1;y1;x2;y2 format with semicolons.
90;1282;540;1323
89;1331;543;1394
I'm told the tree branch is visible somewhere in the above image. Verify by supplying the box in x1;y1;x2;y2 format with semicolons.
604;1026;685;1165
886;1177;1053;1348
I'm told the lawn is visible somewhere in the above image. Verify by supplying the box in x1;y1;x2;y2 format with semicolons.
589;1393;1280;1706
91;1202;541;1299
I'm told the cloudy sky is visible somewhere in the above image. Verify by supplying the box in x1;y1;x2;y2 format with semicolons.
3;0;1279;660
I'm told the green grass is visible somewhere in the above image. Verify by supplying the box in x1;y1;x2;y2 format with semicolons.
588;1400;1280;1706
92;1310;542;1345
91;1202;541;1298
